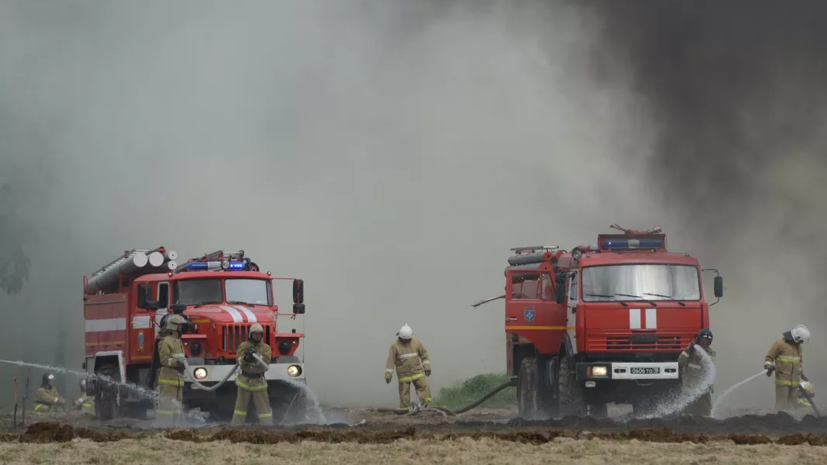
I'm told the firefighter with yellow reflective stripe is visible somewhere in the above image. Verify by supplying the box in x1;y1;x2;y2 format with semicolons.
155;314;186;426
34;373;65;414
765;324;810;412
231;323;273;426
678;328;716;416
385;324;432;409
73;379;95;418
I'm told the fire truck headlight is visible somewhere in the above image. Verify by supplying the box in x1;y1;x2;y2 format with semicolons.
193;368;208;380
592;366;608;377
287;365;302;377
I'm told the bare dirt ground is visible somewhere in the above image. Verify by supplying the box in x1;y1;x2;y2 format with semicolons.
4;406;827;464
2;436;827;465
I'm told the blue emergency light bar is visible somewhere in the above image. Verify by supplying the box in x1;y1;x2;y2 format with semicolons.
602;239;663;250
186;260;247;271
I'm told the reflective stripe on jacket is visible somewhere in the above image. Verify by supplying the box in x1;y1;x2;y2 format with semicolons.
385;337;430;380
765;338;803;386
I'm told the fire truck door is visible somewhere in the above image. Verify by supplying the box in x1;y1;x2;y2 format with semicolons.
566;273;578;354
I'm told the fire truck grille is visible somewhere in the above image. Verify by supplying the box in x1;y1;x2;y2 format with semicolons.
222;325;272;353
587;333;687;351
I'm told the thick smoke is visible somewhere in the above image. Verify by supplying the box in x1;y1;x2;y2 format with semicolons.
585;1;827;408
1;0;660;407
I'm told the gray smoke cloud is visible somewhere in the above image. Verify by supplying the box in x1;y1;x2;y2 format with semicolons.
586;0;827;408
0;0;664;408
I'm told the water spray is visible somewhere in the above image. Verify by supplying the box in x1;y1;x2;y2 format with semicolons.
710;370;772;419
632;345;717;419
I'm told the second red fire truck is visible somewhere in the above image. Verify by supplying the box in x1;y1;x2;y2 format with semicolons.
475;225;724;418
82;248;308;423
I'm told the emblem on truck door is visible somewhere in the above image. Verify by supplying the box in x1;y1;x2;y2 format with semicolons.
138;331;145;351
524;307;536;324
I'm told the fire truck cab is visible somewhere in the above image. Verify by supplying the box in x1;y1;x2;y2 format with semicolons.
82;249;308;423
478;226;724;418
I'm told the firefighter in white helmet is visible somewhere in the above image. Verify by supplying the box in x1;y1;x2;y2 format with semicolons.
33;373;65;413
155;314;187;426
231;323;273;426
765;324;810;412
385;324;432;409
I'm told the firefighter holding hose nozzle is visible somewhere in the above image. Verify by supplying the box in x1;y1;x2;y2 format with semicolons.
33;373;65;413
231;323;273;426
678;328;716;417
765;324;810;412
385;324;433;409
156;314;187;426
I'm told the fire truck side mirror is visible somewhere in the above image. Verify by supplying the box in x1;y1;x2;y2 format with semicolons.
292;279;304;304
713;276;724;298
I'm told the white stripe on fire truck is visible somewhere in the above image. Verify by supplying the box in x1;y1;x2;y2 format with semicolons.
219;306;244;323
85;318;127;332
645;308;657;329
234;306;258;323
629;309;641;329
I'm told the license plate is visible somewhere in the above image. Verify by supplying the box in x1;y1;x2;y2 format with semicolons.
631;367;660;375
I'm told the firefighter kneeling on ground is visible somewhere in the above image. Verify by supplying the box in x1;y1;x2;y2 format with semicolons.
34;373;65;414
799;378;815;410
678;328;716;417
232;323;273;426
156;314;187;426
765;324;810;412
385;324;432;409
73;379;95;418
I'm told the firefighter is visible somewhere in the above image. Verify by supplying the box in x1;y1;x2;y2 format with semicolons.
34;373;65;414
385;324;432;409
678;328;716;416
799;377;815;410
156;314;186;426
765;324;810;412
231;323;273;426
73;379;96;418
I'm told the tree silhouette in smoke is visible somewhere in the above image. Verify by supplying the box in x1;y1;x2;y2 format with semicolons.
0;183;31;295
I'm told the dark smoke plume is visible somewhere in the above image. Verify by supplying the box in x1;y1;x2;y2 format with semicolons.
584;0;827;409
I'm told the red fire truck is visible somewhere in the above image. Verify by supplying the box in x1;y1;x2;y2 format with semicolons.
474;225;724;418
82;248;308;423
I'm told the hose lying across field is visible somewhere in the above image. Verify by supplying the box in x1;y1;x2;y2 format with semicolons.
378;377;517;416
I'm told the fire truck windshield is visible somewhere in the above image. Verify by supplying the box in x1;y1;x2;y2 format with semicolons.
581;264;701;302
225;278;271;306
173;279;222;306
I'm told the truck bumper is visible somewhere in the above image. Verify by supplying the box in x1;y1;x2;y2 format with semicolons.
185;362;306;384
577;361;679;382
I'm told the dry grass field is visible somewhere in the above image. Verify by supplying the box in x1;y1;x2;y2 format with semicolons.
1;436;827;465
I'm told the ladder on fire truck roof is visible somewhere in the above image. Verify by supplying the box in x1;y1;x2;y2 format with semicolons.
509;245;559;254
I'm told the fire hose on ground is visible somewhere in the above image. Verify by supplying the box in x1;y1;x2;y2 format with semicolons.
378;376;517;417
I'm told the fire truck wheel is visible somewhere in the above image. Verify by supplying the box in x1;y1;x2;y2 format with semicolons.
588;403;608;418
556;356;585;418
94;363;120;421
517;358;543;420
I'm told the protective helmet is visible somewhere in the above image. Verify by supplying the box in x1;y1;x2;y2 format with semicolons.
249;323;264;339
801;381;816;397
791;324;811;343
165;314;186;331
397;324;413;340
79;378;87;392
697;328;713;343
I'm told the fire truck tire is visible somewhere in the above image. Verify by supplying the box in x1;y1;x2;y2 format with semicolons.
517;358;544;420
556;356;585;418
94;363;120;421
589;403;608;418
